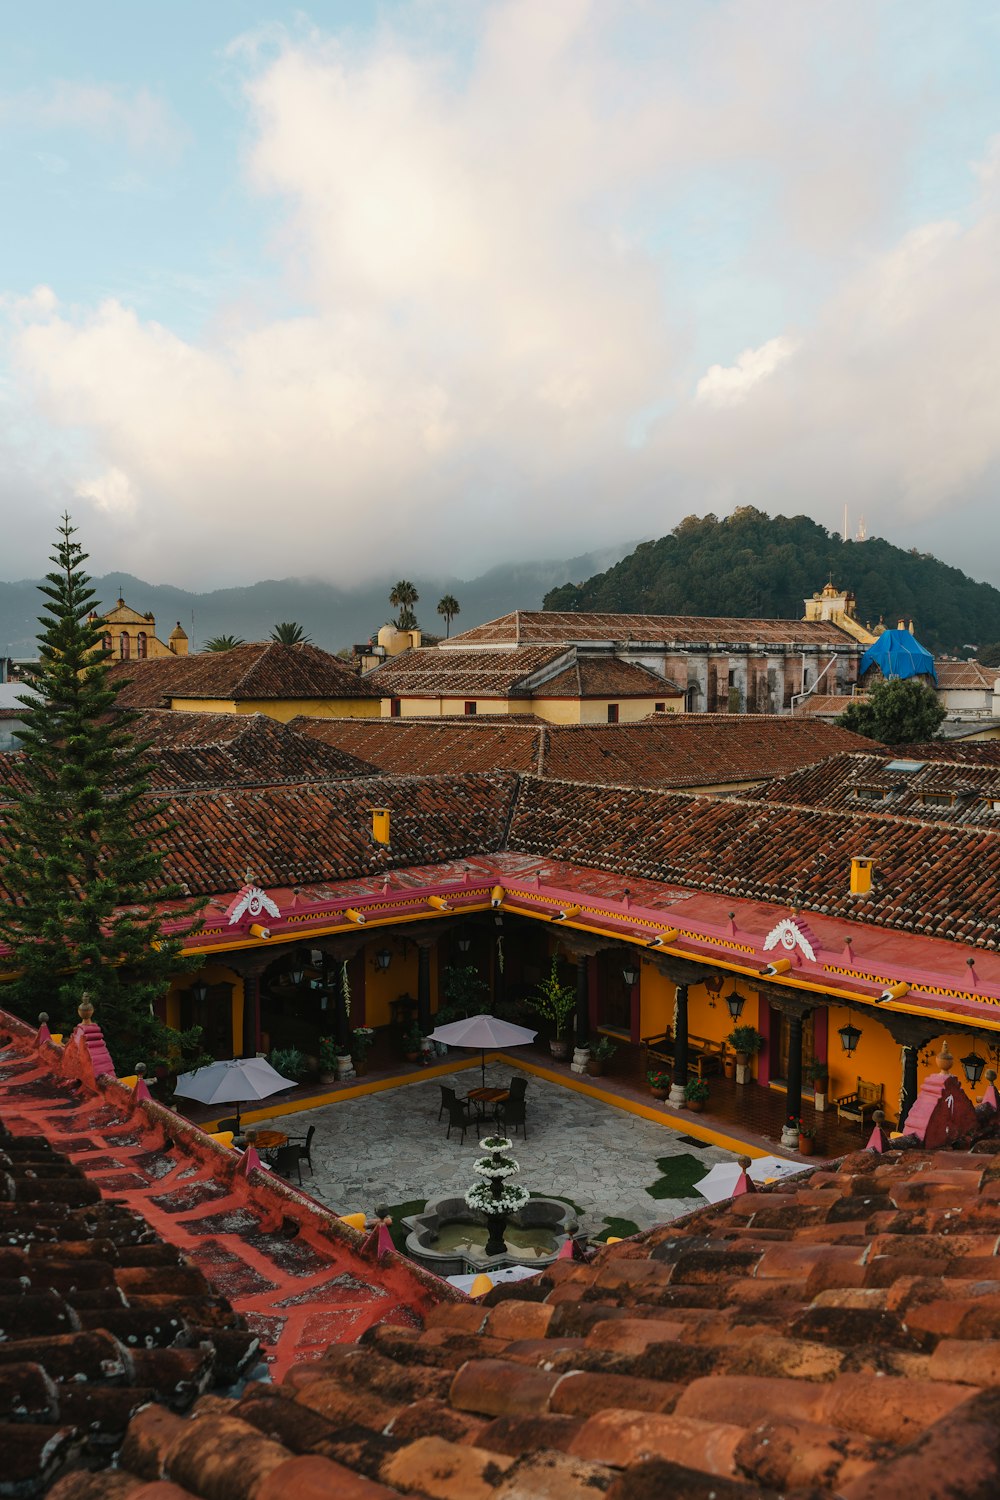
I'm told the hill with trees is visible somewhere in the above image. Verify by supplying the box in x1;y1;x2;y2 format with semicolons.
542;509;1000;655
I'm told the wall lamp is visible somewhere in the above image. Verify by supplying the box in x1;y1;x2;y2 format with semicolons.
622;964;639;988
838;1019;862;1055
725;989;747;1020
961;1046;985;1086
374;948;392;972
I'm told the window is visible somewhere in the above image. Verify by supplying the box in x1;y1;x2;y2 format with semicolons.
390;697;401;718
464;701;477;716
607;703;619;723
919;790;953;808
136;631;147;659
654;702;665;713
119;633;130;660
102;634;112;652
854;786;887;802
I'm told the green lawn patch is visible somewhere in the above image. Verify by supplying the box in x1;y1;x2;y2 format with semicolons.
384;1198;427;1253
594;1216;640;1242
645;1152;709;1200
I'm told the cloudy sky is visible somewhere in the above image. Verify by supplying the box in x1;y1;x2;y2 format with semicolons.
3;0;1000;588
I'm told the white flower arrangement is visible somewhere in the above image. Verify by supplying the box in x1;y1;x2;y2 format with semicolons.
473;1152;519;1179
481;1135;512;1152
465;1180;529;1215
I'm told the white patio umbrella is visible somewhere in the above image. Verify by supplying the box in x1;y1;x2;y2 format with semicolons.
426;1013;537;1086
173;1056;299;1133
694;1155;806;1204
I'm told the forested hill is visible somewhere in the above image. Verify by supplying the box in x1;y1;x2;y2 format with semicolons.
542;509;1000;655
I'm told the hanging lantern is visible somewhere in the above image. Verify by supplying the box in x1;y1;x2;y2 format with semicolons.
622;964;639;988
725;989;747;1020
190;979;208;1006
838;1020;861;1055
960;1048;985;1086
289;959;306;986
374;948;392;972
457;937;471;953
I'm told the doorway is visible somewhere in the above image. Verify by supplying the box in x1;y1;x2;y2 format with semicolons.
770;1006;814;1081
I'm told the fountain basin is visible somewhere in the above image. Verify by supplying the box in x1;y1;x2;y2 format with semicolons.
403;1194;577;1277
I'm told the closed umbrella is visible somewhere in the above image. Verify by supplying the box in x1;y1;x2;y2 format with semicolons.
173;1056;298;1133
426;1013;537;1086
694;1155;805;1204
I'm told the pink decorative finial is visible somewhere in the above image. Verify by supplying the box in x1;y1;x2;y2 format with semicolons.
866;1109;890;1153
733;1155;757;1195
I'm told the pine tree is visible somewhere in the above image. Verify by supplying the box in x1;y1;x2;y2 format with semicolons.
0;516;205;1072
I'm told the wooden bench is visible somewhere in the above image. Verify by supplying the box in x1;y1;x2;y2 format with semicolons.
835;1076;884;1124
642;1032;725;1080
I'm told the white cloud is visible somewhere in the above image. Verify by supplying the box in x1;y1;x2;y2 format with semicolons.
0;81;183;155
4;2;1000;586
695;338;799;407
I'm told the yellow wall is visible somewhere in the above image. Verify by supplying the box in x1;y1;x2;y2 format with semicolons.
169;696;380;721
387;697;522;719
364;942;420;1028
385;695;681;723
825;1003;982;1115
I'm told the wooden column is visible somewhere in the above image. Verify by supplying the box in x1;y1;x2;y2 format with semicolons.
786;1011;804;1124
669;984;689;1106
900;1045;919;1130
417;944;432;1032
244;974;261;1058
575;957;590;1049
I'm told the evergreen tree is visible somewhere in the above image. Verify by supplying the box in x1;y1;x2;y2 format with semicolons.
0;517;205;1071
836;676;946;744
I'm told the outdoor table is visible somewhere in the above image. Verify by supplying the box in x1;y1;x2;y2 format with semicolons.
465;1087;509;1119
245;1128;288;1161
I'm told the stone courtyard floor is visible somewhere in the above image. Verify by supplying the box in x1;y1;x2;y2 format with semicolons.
250;1062;739;1240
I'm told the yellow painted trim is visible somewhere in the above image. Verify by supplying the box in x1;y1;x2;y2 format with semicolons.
209;1050;784;1159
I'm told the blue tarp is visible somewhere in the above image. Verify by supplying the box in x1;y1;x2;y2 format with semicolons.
859;629;936;682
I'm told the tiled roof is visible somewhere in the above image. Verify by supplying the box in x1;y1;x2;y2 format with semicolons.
297;714;871;791
0;772;518;902
45;1139;1000;1500
505;775;1000;948
878;739;1000;765
363;645;570;698
934;660;998;690
742;750;1000;826
794;694;859;716
537;657;683;698
0;712;376;800
106;642;379;706
0;1012;450;1485
445;609;855;648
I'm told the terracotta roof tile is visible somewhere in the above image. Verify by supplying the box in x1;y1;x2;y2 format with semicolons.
363;644;570;698
742;748;1000;825
446;609;855;649
106;641;378;707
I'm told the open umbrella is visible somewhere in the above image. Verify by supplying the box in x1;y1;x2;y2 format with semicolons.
173;1056;298;1133
426;1013;537;1086
694;1155;805;1204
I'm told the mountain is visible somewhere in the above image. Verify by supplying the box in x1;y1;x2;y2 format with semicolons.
0;545;633;658
542;509;1000;655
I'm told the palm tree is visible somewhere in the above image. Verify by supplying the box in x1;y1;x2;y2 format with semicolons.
436;594;460;637
204;634;245;651
389;581;419;632
271;622;311;645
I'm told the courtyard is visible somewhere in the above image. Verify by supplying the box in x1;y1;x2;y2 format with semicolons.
248;1061;742;1242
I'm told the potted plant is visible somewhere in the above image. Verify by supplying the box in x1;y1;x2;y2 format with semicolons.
268;1046;307;1084
685;1077;710;1112
796;1118;816;1155
352;1025;375;1076
402;1022;423;1063
727;1025;764;1065
586;1035;617;1077
530;957;577;1060
318;1036;341;1084
806;1058;829;1093
440;963;490;1019
647;1068;671;1101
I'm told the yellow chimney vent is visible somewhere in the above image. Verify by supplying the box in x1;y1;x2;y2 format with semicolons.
248;922;271;940
490;885;505;909
372;808;390;845
850;857;873;896
428;895;452;912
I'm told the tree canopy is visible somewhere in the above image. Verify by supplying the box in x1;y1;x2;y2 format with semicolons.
836;677;946;744
436;594;460;636
204;634;244;651
543;508;1000;655
389;580;419;632
271;621;311;645
0;517;205;1072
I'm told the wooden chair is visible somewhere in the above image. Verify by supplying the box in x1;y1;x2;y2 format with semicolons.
835;1077;884;1125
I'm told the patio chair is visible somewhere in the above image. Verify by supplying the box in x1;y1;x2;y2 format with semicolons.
445;1096;480;1144
272;1144;303;1185
498;1097;527;1140
286;1124;316;1175
438;1084;458;1122
215;1117;240;1134
506;1077;528;1102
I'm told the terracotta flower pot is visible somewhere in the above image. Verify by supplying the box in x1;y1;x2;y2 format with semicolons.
586;1059;605;1076
650;1087;668;1101
798;1135;815;1155
687;1099;705;1113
